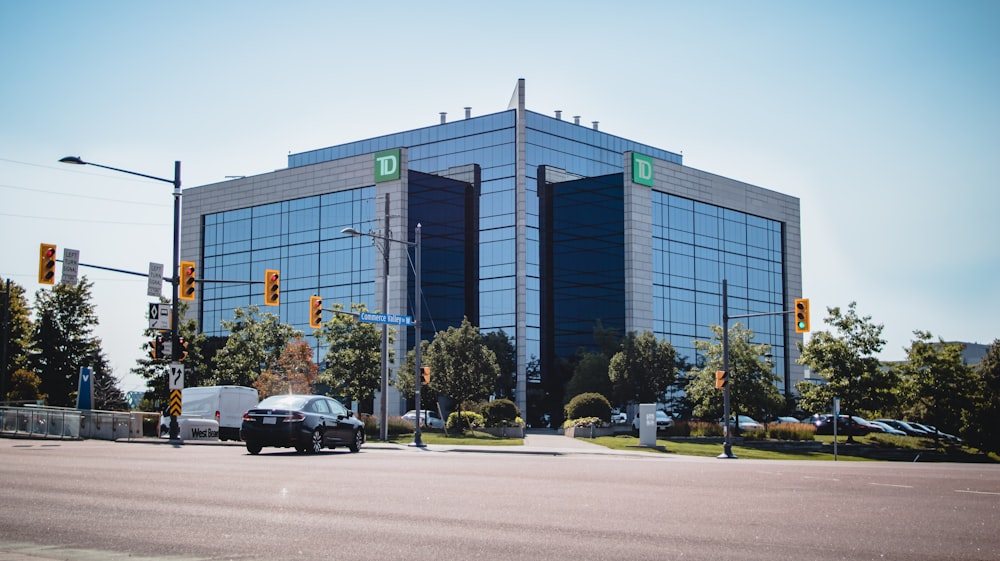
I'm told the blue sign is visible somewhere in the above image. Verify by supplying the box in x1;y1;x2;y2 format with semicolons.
77;367;93;410
359;311;413;326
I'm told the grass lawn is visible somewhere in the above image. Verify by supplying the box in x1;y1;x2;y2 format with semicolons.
589;435;873;461
387;431;524;446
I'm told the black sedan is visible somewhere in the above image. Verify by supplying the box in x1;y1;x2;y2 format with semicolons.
811;414;874;436
240;394;365;455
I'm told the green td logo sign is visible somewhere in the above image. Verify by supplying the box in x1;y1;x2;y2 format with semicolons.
632;153;654;187
374;149;401;183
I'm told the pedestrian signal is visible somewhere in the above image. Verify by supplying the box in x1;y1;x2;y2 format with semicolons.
421;366;430;385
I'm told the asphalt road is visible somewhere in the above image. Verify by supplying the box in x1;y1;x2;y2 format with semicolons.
0;435;998;561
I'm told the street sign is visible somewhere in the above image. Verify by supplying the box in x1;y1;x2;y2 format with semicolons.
169;362;184;390
148;303;170;330
167;389;182;417
359;311;413;326
61;248;80;285
147;262;164;297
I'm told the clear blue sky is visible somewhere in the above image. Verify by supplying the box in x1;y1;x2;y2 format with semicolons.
2;1;997;392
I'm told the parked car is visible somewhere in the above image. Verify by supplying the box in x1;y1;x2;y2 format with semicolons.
812;414;873;436
772;416;801;424
240;394;365;455
633;410;675;431
873;418;930;437
402;409;445;429
868;420;907;436
611;410;628;424
720;415;764;431
909;422;961;443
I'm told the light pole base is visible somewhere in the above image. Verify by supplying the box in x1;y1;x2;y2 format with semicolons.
717;444;738;459
409;434;427;448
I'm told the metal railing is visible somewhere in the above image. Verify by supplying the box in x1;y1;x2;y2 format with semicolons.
0;406;145;441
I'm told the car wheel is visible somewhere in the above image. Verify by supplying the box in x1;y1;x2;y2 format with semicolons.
308;428;323;453
349;428;364;453
246;441;262;455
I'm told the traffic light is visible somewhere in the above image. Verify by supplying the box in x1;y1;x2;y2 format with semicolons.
178;337;189;361
715;370;727;390
179;261;196;301
38;243;57;285
309;295;323;328
150;336;165;361
421;366;431;385
265;269;280;306
794;298;810;333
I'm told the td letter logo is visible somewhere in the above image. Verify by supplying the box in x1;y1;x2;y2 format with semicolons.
632;153;654;187
374;149;401;183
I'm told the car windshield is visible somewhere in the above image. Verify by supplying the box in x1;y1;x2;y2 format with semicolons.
256;395;310;410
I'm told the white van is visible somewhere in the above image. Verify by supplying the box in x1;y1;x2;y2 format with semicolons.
160;386;259;441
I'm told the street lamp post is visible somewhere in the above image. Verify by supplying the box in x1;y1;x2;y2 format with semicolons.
59;156;182;438
342;218;423;446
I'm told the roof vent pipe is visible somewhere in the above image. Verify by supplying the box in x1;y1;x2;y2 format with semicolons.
465;107;471;119
555;110;562;120
440;112;447;124
592;121;599;130
573;116;580;125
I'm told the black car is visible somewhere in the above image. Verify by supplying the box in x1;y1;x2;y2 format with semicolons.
811;414;874;436
240;394;365;455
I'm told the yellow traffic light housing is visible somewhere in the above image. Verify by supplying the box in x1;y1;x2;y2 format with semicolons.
150;336;165;361
715;370;727;390
179;261;196;301
794;298;810;333
309;295;323;328
265;269;280;306
38;243;57;285
421;366;431;385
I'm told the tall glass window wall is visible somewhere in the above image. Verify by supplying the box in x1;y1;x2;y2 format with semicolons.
201;187;376;362
289;112;517;344
525;111;683;370
651;191;787;391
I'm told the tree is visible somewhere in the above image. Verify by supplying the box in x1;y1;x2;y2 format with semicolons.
395;339;442;408
482;329;516;399
797;302;891;427
29;278;118;408
427;317;499;409
895;331;975;442
564;351;612;404
319;303;389;409
254;339;318;399
965;339;1000;454
1;280;34;375
608;330;677;406
211;305;302;387
6;368;43;403
685;323;783;423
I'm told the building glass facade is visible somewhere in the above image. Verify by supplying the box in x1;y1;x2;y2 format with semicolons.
184;79;802;423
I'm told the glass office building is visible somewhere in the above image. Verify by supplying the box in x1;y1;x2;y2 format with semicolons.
182;79;803;423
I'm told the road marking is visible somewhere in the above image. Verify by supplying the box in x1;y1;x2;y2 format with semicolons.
803;475;840;482
869;482;913;488
955;489;1000;496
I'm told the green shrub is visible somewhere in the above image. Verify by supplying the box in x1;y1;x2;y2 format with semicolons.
481;399;522;427
447;410;485;431
767;422;816;441
688;421;724;437
561;416;604;429
361;414;413;437
564;392;612;423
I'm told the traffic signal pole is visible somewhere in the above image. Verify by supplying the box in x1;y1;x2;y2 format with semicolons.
718;279;807;459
